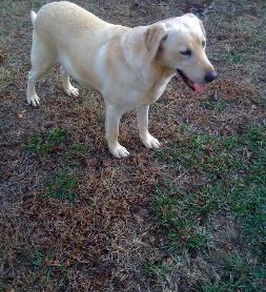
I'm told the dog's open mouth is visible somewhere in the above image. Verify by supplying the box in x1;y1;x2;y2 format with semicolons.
177;69;205;92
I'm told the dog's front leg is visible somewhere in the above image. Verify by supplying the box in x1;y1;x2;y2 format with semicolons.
105;105;130;158
137;105;160;149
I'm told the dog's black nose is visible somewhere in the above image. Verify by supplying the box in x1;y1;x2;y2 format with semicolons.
205;71;217;83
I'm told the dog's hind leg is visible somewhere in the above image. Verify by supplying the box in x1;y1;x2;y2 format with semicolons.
27;31;56;106
60;66;79;97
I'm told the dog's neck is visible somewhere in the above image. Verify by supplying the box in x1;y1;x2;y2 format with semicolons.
151;59;175;79
121;28;175;88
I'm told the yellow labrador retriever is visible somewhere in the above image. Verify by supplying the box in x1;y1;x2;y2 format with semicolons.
27;1;216;158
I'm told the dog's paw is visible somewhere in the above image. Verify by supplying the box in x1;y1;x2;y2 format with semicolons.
27;94;40;107
142;133;160;149
65;85;79;97
110;144;130;158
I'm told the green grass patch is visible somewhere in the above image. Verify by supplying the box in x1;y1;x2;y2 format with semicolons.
46;127;66;145
219;52;248;63
27;127;66;154
30;248;67;278
202;99;228;112
199;252;264;291
64;143;90;167
152;184;209;252
45;169;79;200
64;143;89;157
27;128;90;165
15;247;69;290
156;130;246;180
153;123;265;289
143;258;172;282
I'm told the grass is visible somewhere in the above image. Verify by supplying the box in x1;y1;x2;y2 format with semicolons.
65;143;89;158
22;247;68;289
200;255;265;292
143;258;172;282
152;123;265;289
27;128;81;200
202;99;228;112
45;169;79;200
27;127;66;154
219;52;248;63
27;127;90;170
152;184;209;252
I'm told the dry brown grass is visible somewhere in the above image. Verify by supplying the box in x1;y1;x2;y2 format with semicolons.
0;0;265;291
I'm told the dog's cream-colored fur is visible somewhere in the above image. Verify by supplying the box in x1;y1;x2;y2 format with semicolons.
27;1;215;158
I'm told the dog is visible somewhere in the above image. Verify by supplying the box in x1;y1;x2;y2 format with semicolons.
27;1;216;158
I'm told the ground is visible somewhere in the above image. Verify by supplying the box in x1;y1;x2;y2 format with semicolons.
0;0;265;291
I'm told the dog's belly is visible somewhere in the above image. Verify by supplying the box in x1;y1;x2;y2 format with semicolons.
102;81;168;112
59;52;102;92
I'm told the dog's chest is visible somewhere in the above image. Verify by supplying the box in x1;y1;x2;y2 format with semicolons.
140;77;171;105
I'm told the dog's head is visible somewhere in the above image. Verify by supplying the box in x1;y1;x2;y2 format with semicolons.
144;14;217;92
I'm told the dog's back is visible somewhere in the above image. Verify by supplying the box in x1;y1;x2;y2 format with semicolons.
33;2;108;48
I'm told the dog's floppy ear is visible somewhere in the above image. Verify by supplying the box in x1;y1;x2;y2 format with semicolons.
144;23;168;60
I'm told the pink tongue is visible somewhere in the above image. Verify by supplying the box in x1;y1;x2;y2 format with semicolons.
194;83;204;92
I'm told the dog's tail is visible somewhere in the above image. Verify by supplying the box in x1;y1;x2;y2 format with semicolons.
30;11;37;25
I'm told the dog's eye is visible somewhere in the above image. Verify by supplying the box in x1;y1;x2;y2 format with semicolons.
180;49;192;56
202;40;206;47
